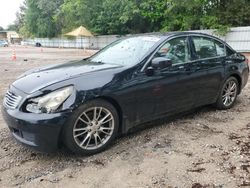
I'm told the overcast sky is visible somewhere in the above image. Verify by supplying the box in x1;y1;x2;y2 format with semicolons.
0;0;24;29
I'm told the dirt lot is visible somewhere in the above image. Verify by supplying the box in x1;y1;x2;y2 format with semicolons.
0;46;249;188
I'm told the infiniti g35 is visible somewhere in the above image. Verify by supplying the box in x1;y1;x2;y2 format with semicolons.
2;32;249;155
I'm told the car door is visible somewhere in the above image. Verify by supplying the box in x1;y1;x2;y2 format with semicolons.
190;36;226;106
143;36;197;117
116;36;195;125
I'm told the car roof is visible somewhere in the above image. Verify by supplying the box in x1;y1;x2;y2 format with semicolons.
128;31;224;43
141;31;225;45
159;31;215;39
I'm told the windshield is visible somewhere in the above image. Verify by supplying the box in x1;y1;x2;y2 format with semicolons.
89;36;161;66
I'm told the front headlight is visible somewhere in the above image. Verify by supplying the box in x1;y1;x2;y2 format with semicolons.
26;86;74;114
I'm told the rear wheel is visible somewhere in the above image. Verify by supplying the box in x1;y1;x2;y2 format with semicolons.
63;99;119;155
215;77;239;110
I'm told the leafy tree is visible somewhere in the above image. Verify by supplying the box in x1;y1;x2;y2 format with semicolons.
138;0;167;32
94;0;140;34
25;0;64;37
16;0;250;37
15;1;27;30
56;0;103;33
217;0;250;27
7;24;18;31
0;26;4;31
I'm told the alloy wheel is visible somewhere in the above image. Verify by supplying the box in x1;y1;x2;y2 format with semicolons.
222;80;237;107
73;107;115;150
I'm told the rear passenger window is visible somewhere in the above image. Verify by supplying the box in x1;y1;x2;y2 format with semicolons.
192;37;226;59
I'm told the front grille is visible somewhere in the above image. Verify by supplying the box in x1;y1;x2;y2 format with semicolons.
3;90;22;110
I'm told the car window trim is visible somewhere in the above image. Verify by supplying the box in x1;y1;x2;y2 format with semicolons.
161;54;227;69
188;55;227;63
148;53;227;72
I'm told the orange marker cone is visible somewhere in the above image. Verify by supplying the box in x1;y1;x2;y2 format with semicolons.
11;49;16;61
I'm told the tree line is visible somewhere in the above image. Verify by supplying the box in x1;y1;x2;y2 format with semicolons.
5;0;250;38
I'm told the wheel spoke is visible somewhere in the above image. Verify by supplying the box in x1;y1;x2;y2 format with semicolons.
96;133;102;144
224;96;228;105
85;135;92;149
74;127;88;132
100;129;111;136
229;81;233;89
79;117;90;125
224;84;229;91
100;113;111;123
100;127;113;131
93;107;97;120
94;134;99;146
80;133;91;146
230;83;236;91
96;107;102;121
229;92;235;96
101;117;113;125
222;97;227;105
74;130;88;138
83;112;91;123
227;96;232;105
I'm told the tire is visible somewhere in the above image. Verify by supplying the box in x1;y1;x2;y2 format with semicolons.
215;77;239;110
63;99;119;155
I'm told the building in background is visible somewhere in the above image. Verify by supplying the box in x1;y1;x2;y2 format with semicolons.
0;31;21;44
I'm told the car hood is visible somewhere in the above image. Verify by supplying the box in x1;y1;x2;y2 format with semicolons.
12;60;123;94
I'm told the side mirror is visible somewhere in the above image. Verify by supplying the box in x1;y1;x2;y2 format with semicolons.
151;57;172;69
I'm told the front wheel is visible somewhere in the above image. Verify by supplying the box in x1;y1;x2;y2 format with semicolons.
215;77;239;110
63;99;119;155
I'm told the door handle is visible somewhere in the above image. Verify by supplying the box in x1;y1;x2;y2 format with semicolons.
178;66;192;74
225;60;233;64
178;66;191;71
195;67;202;71
178;65;185;70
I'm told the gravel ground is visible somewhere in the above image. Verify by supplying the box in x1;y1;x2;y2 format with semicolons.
0;46;249;188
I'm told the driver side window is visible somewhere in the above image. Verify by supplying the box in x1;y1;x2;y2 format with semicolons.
154;37;191;65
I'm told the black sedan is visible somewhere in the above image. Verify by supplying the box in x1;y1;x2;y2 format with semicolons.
2;32;249;155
